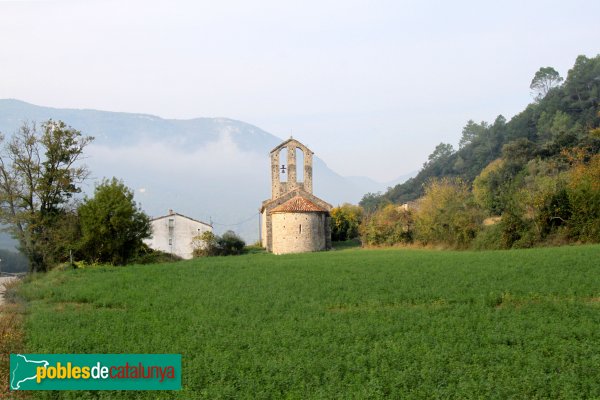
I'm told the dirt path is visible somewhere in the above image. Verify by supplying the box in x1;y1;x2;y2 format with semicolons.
0;276;17;306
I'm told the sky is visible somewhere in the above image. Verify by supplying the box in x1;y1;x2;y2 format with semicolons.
1;0;599;182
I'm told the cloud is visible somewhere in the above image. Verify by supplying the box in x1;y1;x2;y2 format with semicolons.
87;129;267;178
83;131;270;241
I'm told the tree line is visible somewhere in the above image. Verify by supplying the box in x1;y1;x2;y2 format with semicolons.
339;54;600;249
361;54;600;211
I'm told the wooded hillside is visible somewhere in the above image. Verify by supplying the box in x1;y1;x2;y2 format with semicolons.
356;55;599;249
361;55;600;211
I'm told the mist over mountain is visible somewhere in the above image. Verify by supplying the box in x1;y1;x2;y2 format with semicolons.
0;99;408;244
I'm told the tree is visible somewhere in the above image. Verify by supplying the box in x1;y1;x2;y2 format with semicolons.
361;55;600;212
360;204;413;246
565;153;600;242
0;120;93;272
330;203;363;241
472;159;506;215
359;192;388;213
192;231;218;257
192;230;246;257
591;111;600;139
78;178;151;265
459;120;489;149
515;160;569;240
502;138;537;172
413;178;484;248
530;67;563;100
425;143;454;167
219;231;246;255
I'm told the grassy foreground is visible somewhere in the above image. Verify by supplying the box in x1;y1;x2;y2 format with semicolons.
16;245;600;399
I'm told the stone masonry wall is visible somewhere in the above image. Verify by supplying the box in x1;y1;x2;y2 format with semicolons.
271;212;327;255
271;140;314;199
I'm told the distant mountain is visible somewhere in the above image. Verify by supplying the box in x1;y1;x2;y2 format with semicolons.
0;99;393;243
345;171;417;196
0;99;280;151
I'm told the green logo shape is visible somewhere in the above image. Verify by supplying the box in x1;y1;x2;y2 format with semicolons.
10;354;181;391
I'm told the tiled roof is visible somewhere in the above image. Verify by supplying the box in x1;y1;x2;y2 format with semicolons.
270;196;327;213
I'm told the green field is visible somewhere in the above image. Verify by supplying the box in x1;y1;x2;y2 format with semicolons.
16;245;600;399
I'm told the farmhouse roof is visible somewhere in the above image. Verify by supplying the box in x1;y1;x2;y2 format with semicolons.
270;196;327;213
150;210;212;227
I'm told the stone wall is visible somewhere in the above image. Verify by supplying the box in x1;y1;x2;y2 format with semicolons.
271;212;327;255
271;139;314;198
261;188;332;252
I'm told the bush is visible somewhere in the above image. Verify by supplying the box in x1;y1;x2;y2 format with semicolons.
130;245;182;264
473;159;506;214
192;231;246;257
330;204;363;241
495;152;600;248
413;178;484;248
565;153;600;242
511;228;538;249
498;209;530;249
220;231;246;255
471;223;504;250
360;204;413;246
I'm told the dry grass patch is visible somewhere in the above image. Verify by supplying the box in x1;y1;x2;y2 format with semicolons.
0;279;28;399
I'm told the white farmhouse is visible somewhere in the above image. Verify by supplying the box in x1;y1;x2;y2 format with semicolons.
145;210;212;259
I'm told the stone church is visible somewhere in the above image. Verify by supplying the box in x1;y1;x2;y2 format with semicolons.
260;138;332;255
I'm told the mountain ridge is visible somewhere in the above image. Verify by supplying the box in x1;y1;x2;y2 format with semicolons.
0;99;409;244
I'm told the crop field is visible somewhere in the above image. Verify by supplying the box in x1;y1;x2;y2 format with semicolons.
14;245;600;399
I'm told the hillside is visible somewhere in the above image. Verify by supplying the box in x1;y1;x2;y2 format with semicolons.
361;54;600;211
0;100;402;243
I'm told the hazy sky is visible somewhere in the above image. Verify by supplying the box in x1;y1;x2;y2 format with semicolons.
1;0;598;181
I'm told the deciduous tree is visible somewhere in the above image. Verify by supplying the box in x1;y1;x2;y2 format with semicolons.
0;120;93;272
360;204;413;246
78;178;150;265
565;153;600;242
330;203;363;241
414;178;484;248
